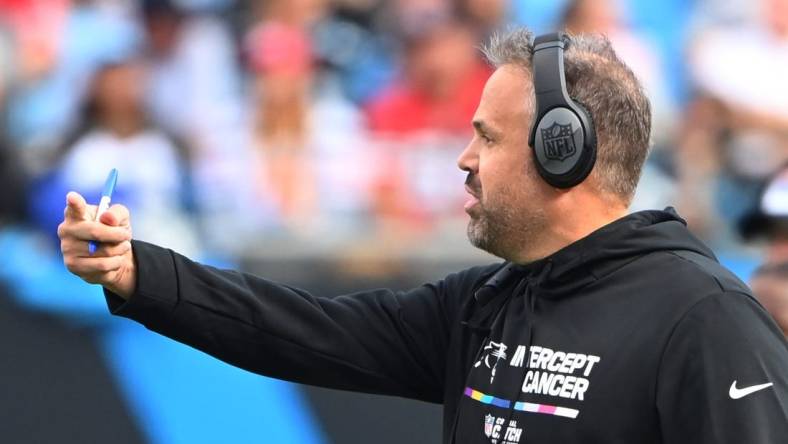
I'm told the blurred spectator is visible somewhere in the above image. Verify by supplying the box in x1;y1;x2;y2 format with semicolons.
0;0;67;80
680;0;788;242
247;17;318;226
141;0;241;138
311;0;397;104
740;165;788;337
2;0;141;160
33;58;200;255
239;0;373;239
454;0;508;38
362;6;486;234
365;15;490;137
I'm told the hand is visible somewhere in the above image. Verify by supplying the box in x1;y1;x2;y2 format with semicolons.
58;191;136;299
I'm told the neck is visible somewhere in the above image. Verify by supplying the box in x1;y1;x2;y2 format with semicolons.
512;198;628;264
101;112;145;139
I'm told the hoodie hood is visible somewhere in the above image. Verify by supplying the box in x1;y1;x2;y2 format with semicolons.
489;208;716;300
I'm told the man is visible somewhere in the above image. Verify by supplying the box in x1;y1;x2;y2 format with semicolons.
740;165;788;337
59;29;788;443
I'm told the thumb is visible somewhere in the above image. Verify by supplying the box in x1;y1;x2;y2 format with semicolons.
99;204;130;227
65;191;90;221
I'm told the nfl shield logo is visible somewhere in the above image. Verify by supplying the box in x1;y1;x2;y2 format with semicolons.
484;414;495;437
540;122;577;161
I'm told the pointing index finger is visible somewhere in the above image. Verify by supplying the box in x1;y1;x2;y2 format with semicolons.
65;191;96;221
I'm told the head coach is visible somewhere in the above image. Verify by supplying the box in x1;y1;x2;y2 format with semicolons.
59;29;788;443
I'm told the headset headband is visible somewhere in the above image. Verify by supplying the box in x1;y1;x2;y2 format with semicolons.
529;33;573;146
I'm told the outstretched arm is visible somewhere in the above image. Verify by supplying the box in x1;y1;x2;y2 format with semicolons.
58;192;479;403
106;240;458;402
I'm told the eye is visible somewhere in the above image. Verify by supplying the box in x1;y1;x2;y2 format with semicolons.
480;133;493;144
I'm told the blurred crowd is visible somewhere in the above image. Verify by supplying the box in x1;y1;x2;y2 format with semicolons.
0;0;787;263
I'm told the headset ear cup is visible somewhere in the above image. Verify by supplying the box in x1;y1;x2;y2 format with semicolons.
529;32;598;188
573;100;597;153
531;104;596;188
569;100;598;185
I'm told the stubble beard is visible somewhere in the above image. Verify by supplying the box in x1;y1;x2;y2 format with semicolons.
467;185;546;262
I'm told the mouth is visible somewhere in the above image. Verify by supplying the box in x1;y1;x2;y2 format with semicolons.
464;184;481;212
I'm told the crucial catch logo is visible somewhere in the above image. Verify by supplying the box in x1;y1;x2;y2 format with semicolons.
484;414;522;444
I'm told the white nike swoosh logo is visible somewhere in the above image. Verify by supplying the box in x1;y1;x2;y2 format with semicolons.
729;381;774;399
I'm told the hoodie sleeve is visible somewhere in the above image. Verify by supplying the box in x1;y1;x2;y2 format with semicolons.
656;291;788;443
104;241;476;403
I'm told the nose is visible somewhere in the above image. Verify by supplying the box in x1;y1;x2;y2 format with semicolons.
457;138;479;174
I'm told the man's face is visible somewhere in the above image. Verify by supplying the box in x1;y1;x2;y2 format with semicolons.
457;64;551;262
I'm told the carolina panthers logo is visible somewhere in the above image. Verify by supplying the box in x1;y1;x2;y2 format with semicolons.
474;341;508;384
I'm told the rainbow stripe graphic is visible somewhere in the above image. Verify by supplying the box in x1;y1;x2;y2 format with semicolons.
463;387;579;419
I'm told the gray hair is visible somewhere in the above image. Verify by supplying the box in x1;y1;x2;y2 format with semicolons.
482;28;652;203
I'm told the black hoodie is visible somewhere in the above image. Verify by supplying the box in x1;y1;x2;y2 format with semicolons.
106;209;788;443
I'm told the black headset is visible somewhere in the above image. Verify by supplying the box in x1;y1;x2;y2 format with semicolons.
528;32;597;189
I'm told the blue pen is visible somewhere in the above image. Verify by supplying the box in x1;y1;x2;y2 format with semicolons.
88;168;118;255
